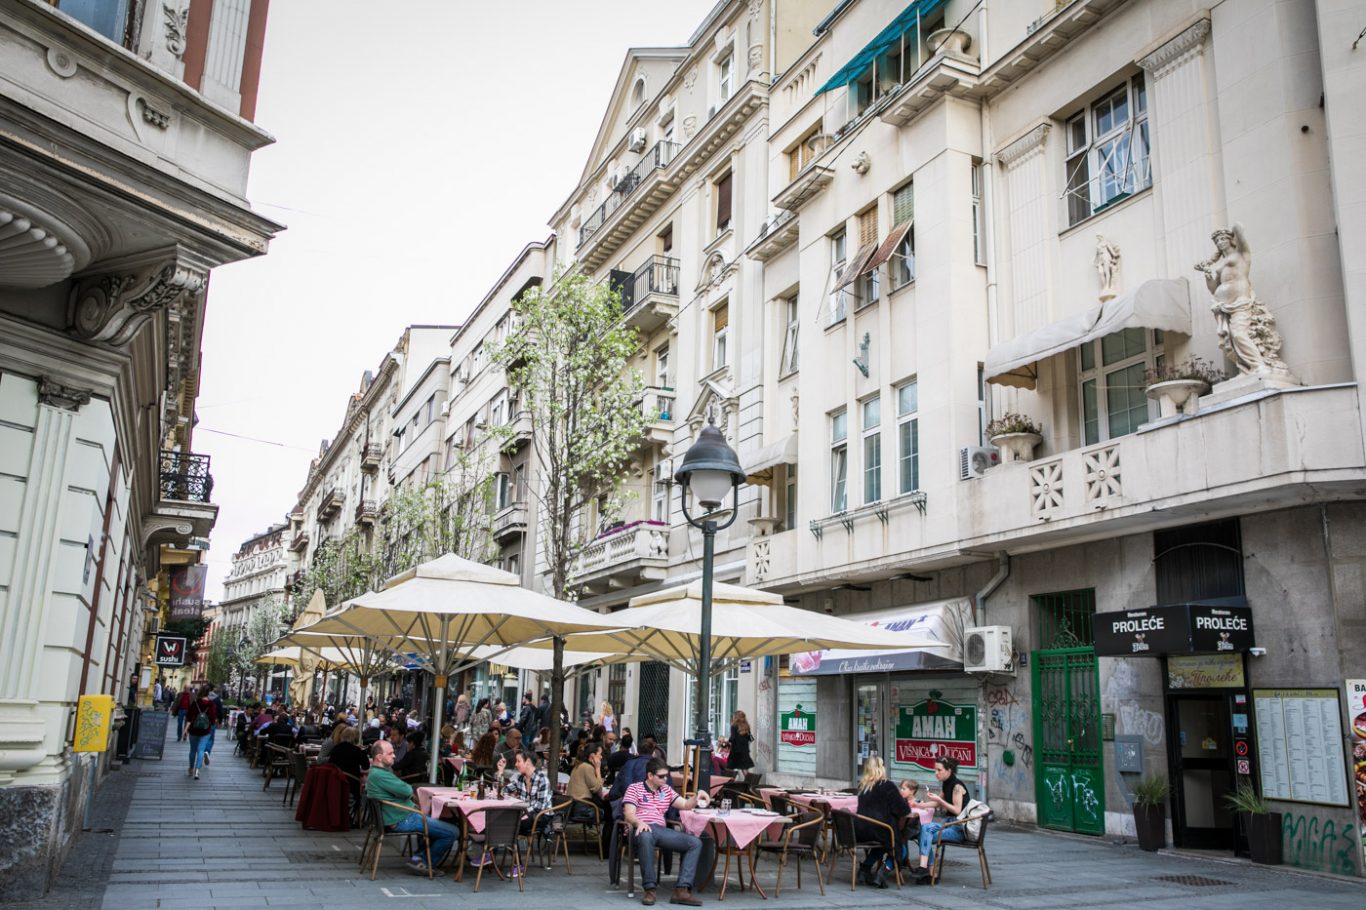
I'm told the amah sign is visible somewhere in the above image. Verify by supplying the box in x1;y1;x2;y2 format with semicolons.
895;697;977;770
780;704;816;747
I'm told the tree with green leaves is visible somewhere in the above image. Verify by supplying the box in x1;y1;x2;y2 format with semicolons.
491;266;651;772
234;598;286;697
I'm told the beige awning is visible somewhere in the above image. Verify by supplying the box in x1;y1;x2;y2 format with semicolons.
984;278;1192;389
832;241;878;292
864;220;913;274
744;434;798;485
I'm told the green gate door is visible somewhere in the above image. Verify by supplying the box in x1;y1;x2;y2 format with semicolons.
1033;647;1104;835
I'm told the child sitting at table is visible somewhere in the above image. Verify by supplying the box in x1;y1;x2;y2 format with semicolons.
897;780;935;864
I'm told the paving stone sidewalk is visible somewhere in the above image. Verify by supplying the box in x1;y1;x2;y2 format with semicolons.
15;724;1366;910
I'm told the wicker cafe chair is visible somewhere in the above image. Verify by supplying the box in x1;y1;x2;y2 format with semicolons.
827;809;901;890
359;798;435;881
522;799;573;873
262;743;293;791
284;751;309;807
929;811;994;889
471;806;525;892
566;795;606;860
757;810;825;897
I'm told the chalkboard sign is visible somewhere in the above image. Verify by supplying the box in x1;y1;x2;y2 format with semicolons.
132;710;170;760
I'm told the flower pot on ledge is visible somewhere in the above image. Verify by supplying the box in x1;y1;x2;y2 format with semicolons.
990;432;1042;463
1145;379;1211;418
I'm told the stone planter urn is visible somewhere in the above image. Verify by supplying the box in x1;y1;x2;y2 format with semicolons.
926;27;973;58
1145;379;1211;418
990;432;1042;463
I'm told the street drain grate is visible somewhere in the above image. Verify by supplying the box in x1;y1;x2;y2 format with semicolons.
1153;874;1233;887
284;850;359;864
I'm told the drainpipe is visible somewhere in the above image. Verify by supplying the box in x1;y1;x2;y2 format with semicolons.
973;552;1010;626
978;0;1001;428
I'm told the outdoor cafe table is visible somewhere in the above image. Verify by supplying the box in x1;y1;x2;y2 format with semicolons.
671;772;733;797
787;791;858;813
678;808;789;899
415;787;526;833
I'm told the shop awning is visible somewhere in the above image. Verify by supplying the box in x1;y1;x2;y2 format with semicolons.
864;220;913;273
1093;602;1255;657
832;241;878;292
745;435;798;485
983;278;1192;389
789;597;971;675
816;0;949;95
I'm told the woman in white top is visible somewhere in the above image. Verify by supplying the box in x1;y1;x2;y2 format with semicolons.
599;701;615;734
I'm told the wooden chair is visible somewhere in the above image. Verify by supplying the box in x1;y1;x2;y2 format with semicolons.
827;809;901;890
929;811;993;889
470;806;525;892
522;799;573;873
358;798;435;881
284;751;309;807
262;743;292;791
756;811;825;897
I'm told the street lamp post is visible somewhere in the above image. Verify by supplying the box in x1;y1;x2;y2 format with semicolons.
675;418;745;796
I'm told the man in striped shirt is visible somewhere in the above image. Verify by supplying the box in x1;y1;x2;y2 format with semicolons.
623;758;708;906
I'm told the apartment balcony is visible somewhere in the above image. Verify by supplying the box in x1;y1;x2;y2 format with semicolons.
747;526;799;586
507;410;534;449
285;570;305;593
493;502;529;544
289;529;309;553
878;54;983;128
361;443;383;472
612;256;679;335
956;384;1366;553
773;165;834;212
640;386;676;448
572;521;670;595
578;140;679;266
354;499;380;526
317;486;345;520
145;450;217;546
746;210;800;262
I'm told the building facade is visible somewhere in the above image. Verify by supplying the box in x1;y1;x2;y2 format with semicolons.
0;0;278;894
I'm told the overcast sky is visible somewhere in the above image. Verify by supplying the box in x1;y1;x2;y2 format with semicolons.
198;0;722;601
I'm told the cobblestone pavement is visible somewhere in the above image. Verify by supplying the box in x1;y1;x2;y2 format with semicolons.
14;725;1366;910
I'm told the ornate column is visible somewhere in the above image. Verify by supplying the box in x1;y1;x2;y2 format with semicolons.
1138;19;1222;284
995;122;1054;338
0;379;91;785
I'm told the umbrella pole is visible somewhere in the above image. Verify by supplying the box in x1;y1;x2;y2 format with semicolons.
429;614;450;785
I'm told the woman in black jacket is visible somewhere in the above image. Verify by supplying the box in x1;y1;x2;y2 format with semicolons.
325;725;370;808
726;710;755;773
854;756;909;887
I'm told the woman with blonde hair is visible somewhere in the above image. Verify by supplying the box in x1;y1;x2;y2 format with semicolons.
727;709;754;773
598;700;615;734
317;718;350;763
854;755;909;887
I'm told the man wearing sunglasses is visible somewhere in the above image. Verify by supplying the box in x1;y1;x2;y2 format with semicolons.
622;758;709;906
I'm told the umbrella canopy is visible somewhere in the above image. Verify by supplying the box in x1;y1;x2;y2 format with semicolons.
287;589;330;706
256;645;350;671
272;629;403;681
306;553;622;676
541;580;951;676
462;644;621;673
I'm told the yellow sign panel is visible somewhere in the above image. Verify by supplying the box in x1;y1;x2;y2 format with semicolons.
73;695;114;753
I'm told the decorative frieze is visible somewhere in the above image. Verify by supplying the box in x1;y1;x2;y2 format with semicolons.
37;377;91;411
67;249;210;346
996;123;1051;170
1138;19;1211;80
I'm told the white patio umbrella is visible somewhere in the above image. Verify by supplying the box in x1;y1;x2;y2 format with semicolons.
305;552;626;783
539;580;951;676
270;628;406;718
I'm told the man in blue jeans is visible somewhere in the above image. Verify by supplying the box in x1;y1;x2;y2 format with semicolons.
366;740;460;876
622;758;706;907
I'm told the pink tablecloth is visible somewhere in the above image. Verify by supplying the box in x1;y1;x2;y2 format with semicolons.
670;773;734;796
415;787;526;833
788;792;858;813
678;809;788;849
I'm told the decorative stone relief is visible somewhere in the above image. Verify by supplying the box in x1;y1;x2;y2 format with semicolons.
162;2;190;58
1029;459;1064;516
751;538;771;582
68;250;210;346
683;114;698;139
790;387;799;432
747;44;763;74
37;378;91;412
1193;225;1295;380
850;151;871;175
1094;235;1121;301
1084;445;1122;503
747;0;762;19
684;68;698;93
996;122;1051;171
1137;19;1211;79
137;97;171;129
45;47;78;78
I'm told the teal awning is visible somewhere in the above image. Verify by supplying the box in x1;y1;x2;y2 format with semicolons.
815;0;948;96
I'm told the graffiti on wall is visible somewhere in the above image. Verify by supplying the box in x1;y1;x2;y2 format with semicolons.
985;684;1033;796
1283;810;1358;877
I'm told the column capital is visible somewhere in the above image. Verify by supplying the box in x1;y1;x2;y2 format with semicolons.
67;245;210;346
1138;19;1211;79
996;122;1051;170
37;377;92;411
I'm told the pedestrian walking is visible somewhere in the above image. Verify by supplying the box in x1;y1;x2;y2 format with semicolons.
185;687;217;780
203;683;221;764
174;688;193;740
153;678;163;707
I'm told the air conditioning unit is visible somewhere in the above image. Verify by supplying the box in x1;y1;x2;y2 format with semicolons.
439;401;450;417
959;445;1000;480
607;172;620;190
628;127;648;152
964;626;1013;673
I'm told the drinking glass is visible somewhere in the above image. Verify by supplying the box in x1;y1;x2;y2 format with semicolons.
720;798;732;816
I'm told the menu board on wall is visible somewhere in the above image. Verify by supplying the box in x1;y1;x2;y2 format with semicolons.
1253;688;1349;807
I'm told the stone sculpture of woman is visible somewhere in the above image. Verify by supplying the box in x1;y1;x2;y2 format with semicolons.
1094;235;1121;301
1193;225;1290;377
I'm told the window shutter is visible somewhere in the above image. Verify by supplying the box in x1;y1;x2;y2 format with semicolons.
713;303;729;332
716;173;733;229
893;184;914;226
859;209;878;246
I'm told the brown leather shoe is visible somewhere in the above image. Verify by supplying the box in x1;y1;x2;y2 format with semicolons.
669;888;702;907
641;888;656;906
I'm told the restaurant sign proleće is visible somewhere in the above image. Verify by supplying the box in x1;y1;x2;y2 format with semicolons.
895;697;977;770
780;704;816;747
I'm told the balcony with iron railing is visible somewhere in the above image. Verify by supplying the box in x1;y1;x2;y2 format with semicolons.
571;520;670;596
609;255;680;335
579;141;680;250
289;528;309;553
148;451;217;546
317;486;345;520
361;443;383;472
639;386;676;447
355;499;380;526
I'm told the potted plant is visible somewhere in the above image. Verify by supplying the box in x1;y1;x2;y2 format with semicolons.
1144;356;1225;418
1131;774;1170;851
1225;784;1282;865
986;412;1044;463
